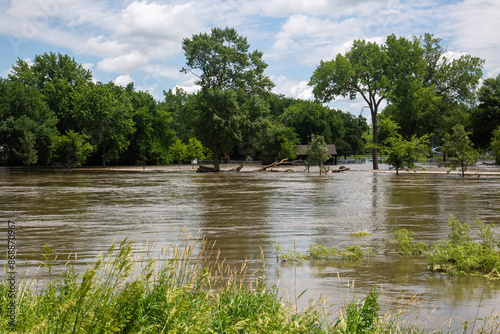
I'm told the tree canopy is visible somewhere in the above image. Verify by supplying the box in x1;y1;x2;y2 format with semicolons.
182;27;273;171
310;33;483;169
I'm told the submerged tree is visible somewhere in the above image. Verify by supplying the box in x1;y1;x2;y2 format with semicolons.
310;33;483;170
310;39;388;170
377;117;430;175
307;134;330;175
443;124;478;178
182;27;273;171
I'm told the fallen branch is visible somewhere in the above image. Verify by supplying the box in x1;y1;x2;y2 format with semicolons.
254;158;299;172
228;158;248;171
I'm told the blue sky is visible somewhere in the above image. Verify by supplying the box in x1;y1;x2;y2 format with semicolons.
1;0;499;113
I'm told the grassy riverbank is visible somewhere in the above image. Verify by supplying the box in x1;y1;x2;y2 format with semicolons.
2;232;500;333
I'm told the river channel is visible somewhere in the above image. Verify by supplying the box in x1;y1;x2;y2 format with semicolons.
1;165;500;331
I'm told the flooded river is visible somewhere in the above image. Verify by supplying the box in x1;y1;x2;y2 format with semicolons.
1;166;500;331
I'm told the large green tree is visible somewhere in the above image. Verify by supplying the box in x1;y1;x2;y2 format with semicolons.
9;52;93;133
76;82;135;167
377;116;430;175
443;124;478;179
310;39;388;169
385;34;483;142
254;120;299;164
310;33;483;169
0;78;58;166
181;27;273;171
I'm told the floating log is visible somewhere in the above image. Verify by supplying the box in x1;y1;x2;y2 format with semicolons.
328;166;350;173
196;165;219;173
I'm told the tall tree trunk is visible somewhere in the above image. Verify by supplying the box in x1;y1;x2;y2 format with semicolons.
372;118;378;170
212;151;220;172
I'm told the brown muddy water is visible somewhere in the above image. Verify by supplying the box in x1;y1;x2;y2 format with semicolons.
1;165;500;331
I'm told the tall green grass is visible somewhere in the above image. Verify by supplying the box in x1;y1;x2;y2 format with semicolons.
1;233;326;333
2;229;499;333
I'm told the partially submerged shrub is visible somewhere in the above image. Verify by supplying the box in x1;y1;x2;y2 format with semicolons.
390;229;428;255
349;232;373;237
428;215;500;276
308;243;338;259
339;245;376;260
275;242;376;263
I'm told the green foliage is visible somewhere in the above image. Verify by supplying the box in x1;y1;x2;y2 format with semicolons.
77;82;135;167
384;33;483;142
1;238;328;333
163;87;198;143
279;100;344;145
255;120;299;163
168;138;187;164
121;88;176;166
182;27;274;94
52;130;94;169
349;232;373;237
309;38;389;170
14;130;37;171
186;137;210;162
428;215;500;276
336;113;369;159
491;125;500;165
9;52;93;133
307;134;331;175
443;124;479;178
470;74;500;149
0;79;58;166
334;286;380;334
182;27;273;171
308;243;339;260
376;116;430;175
274;241;375;263
310;33;484;170
339;245;376;260
390;229;428;255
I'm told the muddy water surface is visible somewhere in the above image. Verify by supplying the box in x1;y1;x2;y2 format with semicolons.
1;167;500;331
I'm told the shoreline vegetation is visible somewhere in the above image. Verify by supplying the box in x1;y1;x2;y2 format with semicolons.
2;220;499;333
2;159;500;176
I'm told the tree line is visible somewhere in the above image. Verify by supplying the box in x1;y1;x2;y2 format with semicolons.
1;28;500;171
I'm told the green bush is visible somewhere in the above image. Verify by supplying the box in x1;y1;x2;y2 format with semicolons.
391;229;428;255
308;243;338;259
428;215;500;276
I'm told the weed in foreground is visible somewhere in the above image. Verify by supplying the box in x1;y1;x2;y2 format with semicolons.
1;234;328;333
